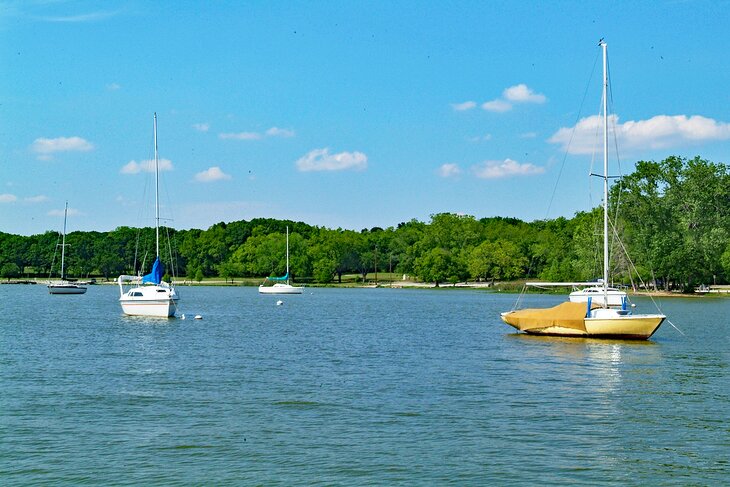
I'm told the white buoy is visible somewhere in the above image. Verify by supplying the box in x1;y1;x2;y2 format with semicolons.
276;300;283;306
194;315;203;320
181;314;186;320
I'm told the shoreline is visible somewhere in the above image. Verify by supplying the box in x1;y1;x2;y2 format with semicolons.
4;278;728;297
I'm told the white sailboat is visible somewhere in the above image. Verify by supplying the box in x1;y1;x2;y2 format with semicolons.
259;226;304;294
117;113;179;317
500;41;666;339
47;201;87;295
519;281;627;307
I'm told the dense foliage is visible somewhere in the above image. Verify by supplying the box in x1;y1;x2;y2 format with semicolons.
1;156;728;290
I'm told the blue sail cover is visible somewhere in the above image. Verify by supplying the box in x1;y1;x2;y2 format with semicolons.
142;256;164;284
267;273;288;282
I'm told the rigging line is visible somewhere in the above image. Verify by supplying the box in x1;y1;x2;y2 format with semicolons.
607;216;685;336
545;49;601;221
48;231;62;279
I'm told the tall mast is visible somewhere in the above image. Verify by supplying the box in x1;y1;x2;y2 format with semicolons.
154;112;160;259
60;201;68;279
286;226;290;284
601;41;609;307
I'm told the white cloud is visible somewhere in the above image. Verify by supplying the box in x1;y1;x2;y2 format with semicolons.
472;158;545;179
39;10;120;22
106;83;121;91
266;127;295;137
451;101;476;111
503;84;547;104
194;166;232;182
31;136;94;159
49;207;80;217
480;84;546;114
219;132;262;140
220;126;295;140
438;163;462;178
25;195;49;203
468;134;492;142
193;123;210;132
482;99;512;112
120;158;174;174
549;114;730;155
520;132;538;139
0;194;17;203
296;148;368;172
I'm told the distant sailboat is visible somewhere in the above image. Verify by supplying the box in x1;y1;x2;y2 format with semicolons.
500;41;666;339
117;113;180;317
259;226;304;294
47;201;87;295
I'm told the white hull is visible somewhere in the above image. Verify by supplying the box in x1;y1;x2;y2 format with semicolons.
119;298;177;317
259;283;303;294
48;282;87;295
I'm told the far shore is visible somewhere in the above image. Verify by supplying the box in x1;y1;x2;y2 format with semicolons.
4;278;729;297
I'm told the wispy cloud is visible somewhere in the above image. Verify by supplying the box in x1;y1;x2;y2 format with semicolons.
120;158;174;174
468;134;492;142
106;83;121;91
482;84;547;113
38;10;121;23
481;99;512;113
296;148;367;172
24;195;49;203
472;158;545;179
31;136;94;160
266;127;295;137
219;126;295;140
451;101;477;112
0;194;17;203
549;114;730;155
193;123;210;132
219;132;261;140
194;166;232;182
49;207;80;217
520;132;538;139
438;163;462;178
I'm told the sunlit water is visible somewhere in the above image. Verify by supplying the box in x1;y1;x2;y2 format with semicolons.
1;285;728;485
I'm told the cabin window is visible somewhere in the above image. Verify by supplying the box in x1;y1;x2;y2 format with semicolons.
129;291;143;297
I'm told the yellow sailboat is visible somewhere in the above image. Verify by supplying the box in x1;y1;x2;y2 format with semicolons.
500;41;665;340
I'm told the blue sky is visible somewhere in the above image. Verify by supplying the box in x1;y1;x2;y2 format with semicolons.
2;0;729;236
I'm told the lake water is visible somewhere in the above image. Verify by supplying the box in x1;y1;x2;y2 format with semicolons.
1;285;728;485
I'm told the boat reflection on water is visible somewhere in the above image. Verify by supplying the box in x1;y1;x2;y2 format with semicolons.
505;333;662;395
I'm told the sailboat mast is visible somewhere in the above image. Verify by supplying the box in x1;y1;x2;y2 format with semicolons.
60;201;68;279
286;226;290;285
154;112;160;259
601;41;609;307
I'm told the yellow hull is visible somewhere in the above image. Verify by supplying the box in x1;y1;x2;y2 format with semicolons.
583;315;665;339
500;311;665;340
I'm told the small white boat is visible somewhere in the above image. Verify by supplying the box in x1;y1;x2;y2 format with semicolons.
117;114;180;318
525;281;627;307
260;282;304;295
48;201;87;295
569;284;626;307
259;226;304;295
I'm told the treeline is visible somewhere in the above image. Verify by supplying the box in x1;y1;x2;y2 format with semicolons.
1;156;728;290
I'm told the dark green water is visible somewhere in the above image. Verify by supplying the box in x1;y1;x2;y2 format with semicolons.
1;285;728;485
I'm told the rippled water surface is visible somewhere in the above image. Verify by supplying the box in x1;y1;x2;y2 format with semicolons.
1;285;729;485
